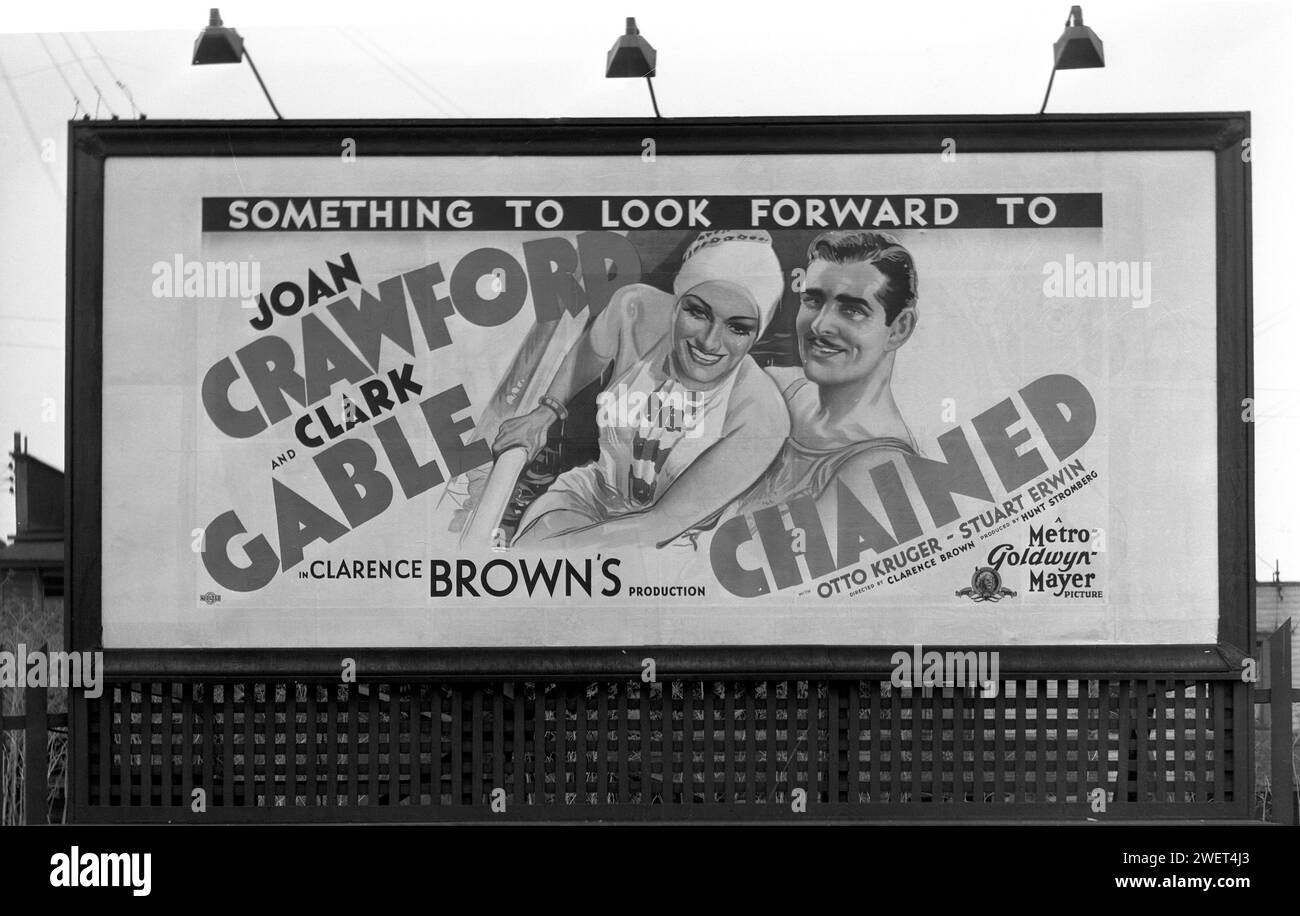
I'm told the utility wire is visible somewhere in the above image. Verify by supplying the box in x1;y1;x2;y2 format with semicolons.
352;28;470;117
36;33;85;118
341;28;469;117
0;50;63;198
79;32;140;118
337;28;451;116
60;32;117;118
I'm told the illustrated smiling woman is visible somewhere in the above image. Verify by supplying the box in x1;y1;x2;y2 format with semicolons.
492;230;790;549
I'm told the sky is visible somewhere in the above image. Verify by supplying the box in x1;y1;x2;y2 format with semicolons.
0;0;1296;580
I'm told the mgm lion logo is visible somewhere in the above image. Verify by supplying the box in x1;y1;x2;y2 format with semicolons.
956;566;1017;603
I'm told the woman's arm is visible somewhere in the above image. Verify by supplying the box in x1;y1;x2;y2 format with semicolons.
493;283;672;459
540;371;792;549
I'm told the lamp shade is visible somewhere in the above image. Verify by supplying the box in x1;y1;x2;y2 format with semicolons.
1052;5;1104;70
605;17;656;78
193;8;245;65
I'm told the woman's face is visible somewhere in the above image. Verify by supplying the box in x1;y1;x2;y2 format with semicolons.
669;281;760;388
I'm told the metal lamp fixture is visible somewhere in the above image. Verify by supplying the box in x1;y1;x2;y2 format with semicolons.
1039;6;1104;114
605;17;661;118
192;8;283;118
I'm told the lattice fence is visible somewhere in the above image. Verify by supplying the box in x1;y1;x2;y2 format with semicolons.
80;678;1246;821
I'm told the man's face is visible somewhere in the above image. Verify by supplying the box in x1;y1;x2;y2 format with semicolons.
796;259;912;387
669;281;759;387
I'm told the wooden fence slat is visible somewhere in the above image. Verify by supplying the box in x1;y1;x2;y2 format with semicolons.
243;682;256;806
596;686;609;804
493;689;505;806
1034;680;1047;804
723;685;736;804
1153;679;1167;803
367;686;380;805
1194;681;1207;803
512;683;524;806
703;684;715;804
199;683;212;812
536;685;548;805
1231;680;1248;808
263;684;277;806
972;685;985;804
1137;680;1151;803
1117;680;1132;805
743;685;756;803
101;685;114;806
807;681;818;805
433;687;445;806
140;682;153;807
930;688;942;802
390;687;402;806
952;686;964;804
1097;680;1111;804
617;684;629;804
1173;681;1187;804
989;684;1004;804
161;683;174;807
911;686;923;803
220;684;233;807
867;683;879;803
827;682;839;804
450;687;463;805
786;680;798;802
24;684;48;823
1075;681;1089;805
890;684;903;802
1056;680;1068;804
1269;623;1296;824
661;683;673;804
306;685;318;806
346;686;359;806
1013;682;1027;803
765;681;778;802
574;689;587;804
284;684;298;806
551;688;564;805
466;688;480;805
639;680;655;800
681;683;693;805
325;685;338;808
853;683;866;803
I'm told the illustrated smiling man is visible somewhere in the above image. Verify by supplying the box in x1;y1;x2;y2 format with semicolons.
735;229;921;514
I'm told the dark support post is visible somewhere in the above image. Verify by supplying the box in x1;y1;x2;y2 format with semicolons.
1269;621;1295;825
25;677;49;825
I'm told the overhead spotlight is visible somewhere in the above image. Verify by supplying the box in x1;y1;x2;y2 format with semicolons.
605;18;662;118
191;8;284;119
1039;6;1105;114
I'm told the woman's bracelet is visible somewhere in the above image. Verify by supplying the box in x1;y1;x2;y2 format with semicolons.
539;394;568;423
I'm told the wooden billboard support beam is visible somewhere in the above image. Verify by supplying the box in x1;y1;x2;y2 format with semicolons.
1269;621;1295;825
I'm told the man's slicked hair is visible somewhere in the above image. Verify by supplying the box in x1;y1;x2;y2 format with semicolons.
806;230;918;324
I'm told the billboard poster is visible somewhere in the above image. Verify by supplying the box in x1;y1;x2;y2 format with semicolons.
97;146;1220;648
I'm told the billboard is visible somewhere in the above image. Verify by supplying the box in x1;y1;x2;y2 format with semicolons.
73;118;1249;653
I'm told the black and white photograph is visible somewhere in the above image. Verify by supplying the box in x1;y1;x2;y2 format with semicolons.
0;0;1294;900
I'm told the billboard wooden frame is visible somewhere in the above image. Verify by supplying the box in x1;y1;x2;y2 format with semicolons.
65;113;1253;683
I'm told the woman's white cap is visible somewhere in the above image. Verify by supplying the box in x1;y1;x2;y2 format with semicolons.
673;229;784;337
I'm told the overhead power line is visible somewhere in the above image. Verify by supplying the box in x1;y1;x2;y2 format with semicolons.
79;32;142;118
35;33;84;117
338;27;469;117
60;32;117;118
